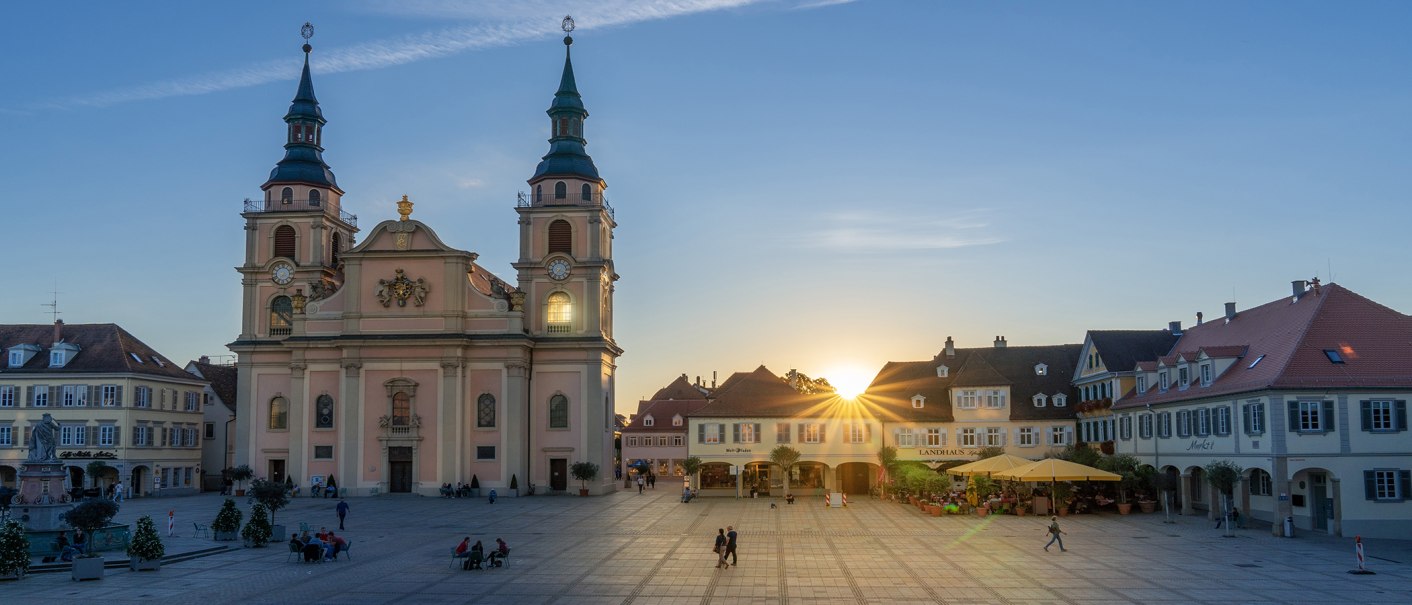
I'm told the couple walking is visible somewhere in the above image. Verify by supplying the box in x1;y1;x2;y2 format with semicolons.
712;526;738;569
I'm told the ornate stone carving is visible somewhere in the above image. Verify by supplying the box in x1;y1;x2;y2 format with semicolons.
308;278;339;301
27;412;59;463
376;269;429;307
510;291;526;312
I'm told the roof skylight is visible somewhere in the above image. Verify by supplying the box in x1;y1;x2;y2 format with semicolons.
1248;354;1265;369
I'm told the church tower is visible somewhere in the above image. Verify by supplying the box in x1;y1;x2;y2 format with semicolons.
237;25;358;341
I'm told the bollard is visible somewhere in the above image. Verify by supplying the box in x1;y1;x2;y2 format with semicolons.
1347;535;1376;575
1283;515;1295;538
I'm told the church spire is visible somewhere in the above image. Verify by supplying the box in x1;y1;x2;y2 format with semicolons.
264;22;341;194
530;16;601;184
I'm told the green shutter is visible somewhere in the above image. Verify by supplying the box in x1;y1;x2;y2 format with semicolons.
1322;400;1335;433
1242;404;1251;435
25;386;32;407
1361;401;1372;431
1364;470;1376;500
1287;401;1300;433
1400;470;1411;501
753;423;761;443
1396;401;1408;432
697;423;705;444
732;423;740;443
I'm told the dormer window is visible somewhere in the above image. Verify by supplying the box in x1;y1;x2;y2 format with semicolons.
9;351;23;368
1053;394;1067;407
1178;366;1189;388
50;351;64;367
936;365;949;378
1035;363;1048;376
672;415;683;427
1033;393;1048;408
1137;376;1147;392
1159;371;1170;391
911;394;925;409
643;415;654;427
1200;363;1212;386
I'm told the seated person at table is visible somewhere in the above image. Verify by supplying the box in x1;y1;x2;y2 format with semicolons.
463;540;485;570
487;538;509;567
289;533;305;550
454;536;472;559
303;532;326;562
326;531;347;559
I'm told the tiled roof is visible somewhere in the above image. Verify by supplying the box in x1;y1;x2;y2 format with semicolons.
649;375;707;401
865;344;1083;422
187;361;238;413
622;399;710;433
692;366;841;418
1118;283;1412;408
1087;330;1179;373
0;323;199;382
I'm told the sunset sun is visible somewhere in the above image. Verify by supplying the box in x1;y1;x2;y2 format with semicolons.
828;366;874;399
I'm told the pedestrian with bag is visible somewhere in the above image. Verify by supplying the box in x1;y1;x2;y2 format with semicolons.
713;528;727;569
1044;516;1067;552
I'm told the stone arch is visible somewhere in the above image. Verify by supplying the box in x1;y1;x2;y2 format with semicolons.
130;465;150;497
698;462;735;490
835;461;878;495
1290;466;1340;536
0;464;16;489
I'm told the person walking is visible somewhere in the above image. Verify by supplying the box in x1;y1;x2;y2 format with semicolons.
114;480;124;503
725;525;739;566
336;498;350;530
713;528;728;569
636;475;644;494
1044;516;1067;552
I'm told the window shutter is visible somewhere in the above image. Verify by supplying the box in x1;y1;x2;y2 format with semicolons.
115;386;123;407
88;385;98;407
1396;401;1408;432
1401;470;1411;500
1242;404;1251;435
753;423;761;443
113;426;121;446
1364;470;1376;500
25;386;32;406
1360;400;1372;431
87;426;95;446
732;423;740;443
50;386;59;404
1065;427;1073;444
1322;400;1335;432
999;430;1007;446
23;427;31;446
892;429;900;446
864;423;871;443
1287;401;1299;432
819;424;826;443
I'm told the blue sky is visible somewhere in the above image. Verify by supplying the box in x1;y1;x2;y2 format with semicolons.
2;1;1409;405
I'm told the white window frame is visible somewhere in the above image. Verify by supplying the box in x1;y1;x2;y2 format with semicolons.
1298;401;1323;432
896;428;917;447
1159;371;1170;391
626;436;637;447
737;422;758;444
0;425;10;446
956;390;978;409
1368;400;1395;432
1248;402;1265;434
1195;408;1211;436
1049;426;1069;446
101;385;118;407
0;386;13;408
1018;427;1037;447
803;424;822;444
1249;470;1273;496
1136;376;1147;392
776;423;791;443
1200;364;1212;386
846;423;866;444
985;390;1006;408
1053;394;1067;407
1215;407;1231;435
911;395;925;409
983;427;1004;447
672;435;683;447
672;415;683;427
1033;394;1047;408
7;351;21;367
959;427;977;448
703;424;721;444
136;386;151;408
1371;469;1402;501
926;428;944;447
34;386;49;407
643;416;654;427
98;425;116;446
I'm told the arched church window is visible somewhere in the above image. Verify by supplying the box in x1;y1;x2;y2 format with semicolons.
546;292;572;333
548;394;569;429
558;117;568;137
477;394;496;428
535;185;543;203
330;232;342;267
548;220;572;254
281;187;294;204
269;296;293;336
315;394;335;429
392;392;410;426
554;181;567;199
309;189;321;207
581;184;592;201
274;225;297;260
269;396;289;430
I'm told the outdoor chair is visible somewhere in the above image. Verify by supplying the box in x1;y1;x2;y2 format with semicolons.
286;541;303;563
450;547;469;569
489;548;510;568
192;522;210;539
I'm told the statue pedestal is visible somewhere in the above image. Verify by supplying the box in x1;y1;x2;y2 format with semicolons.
14;462;73;532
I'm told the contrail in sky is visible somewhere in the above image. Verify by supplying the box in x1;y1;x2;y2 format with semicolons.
48;0;769;109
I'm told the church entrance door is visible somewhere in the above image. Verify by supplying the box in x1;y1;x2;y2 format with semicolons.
389;447;413;493
550;458;568;492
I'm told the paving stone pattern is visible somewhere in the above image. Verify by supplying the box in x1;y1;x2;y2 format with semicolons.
3;490;1409;604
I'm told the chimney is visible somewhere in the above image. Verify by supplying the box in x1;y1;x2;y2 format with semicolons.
1224;302;1236;322
1292;279;1307;300
712;371;717;389
1196;312;1203;326
994;335;1007;348
1311;277;1322;294
944;336;955;357
1168;321;1182;335
199;355;210;364
695;375;701;387
53;319;64;343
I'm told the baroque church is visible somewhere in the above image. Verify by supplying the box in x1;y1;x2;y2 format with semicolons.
230;29;621;496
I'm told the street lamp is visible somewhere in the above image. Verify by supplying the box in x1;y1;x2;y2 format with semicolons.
1148;404;1173;524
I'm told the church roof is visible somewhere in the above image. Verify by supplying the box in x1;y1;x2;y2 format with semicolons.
531;36;601;183
263;44;341;192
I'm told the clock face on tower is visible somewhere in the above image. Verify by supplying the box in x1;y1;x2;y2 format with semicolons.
271;262;295;286
547;258;571;281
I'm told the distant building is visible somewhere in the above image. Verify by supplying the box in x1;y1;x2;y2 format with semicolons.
1115;281;1412;537
1072;329;1180;450
185;356;237;491
0;321;207;497
620;374;709;484
867;337;1082;466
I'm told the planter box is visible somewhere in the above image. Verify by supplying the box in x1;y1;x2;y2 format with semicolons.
1138;501;1156;514
0;570;23;581
129;556;161;572
271;525;287;542
929;505;943;517
578;488;589;497
71;556;105;581
213;530;239;541
1117;503;1133;515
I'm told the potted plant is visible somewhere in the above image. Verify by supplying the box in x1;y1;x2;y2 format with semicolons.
241;503;273;547
1098;454;1142;515
570;461;599;497
61;498;119;581
509;474;519;497
127;515;164;571
86;460;110;496
0;520;30;580
770;445;801;496
1052;483;1074;516
469;475;480;498
229;465;254;497
247;479;290;539
681;457;702;491
1205;460;1244;537
211;498;243;540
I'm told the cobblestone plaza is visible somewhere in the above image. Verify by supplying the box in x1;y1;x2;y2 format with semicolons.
5;491;1410;604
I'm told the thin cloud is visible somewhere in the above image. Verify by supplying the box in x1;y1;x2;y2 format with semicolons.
46;0;764;109
797;210;1004;251
793;0;857;10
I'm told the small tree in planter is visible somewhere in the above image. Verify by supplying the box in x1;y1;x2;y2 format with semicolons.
241;503;273;547
769;445;801;496
211;498;243;540
61;498;120;581
469;475;480;498
229;465;254;496
509;474;519;496
1098;454;1142;514
1205;459;1244;537
680;457;702;491
86;460;110;492
127;515;164;571
876;446;898;499
0;520;31;580
247;479;290;536
570;461;599;496
1052;482;1075;515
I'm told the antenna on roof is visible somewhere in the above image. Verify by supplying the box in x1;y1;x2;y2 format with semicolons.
42;287;62;322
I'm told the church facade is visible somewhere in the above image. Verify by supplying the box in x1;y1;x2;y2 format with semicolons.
230;32;620;497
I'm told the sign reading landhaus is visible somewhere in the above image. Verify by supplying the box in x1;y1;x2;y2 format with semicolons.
911;449;971;457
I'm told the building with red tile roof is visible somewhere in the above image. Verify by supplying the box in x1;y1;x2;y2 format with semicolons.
620;374;710;485
1113;281;1412;537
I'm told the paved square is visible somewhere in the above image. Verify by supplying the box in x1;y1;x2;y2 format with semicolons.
5;490;1410;604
